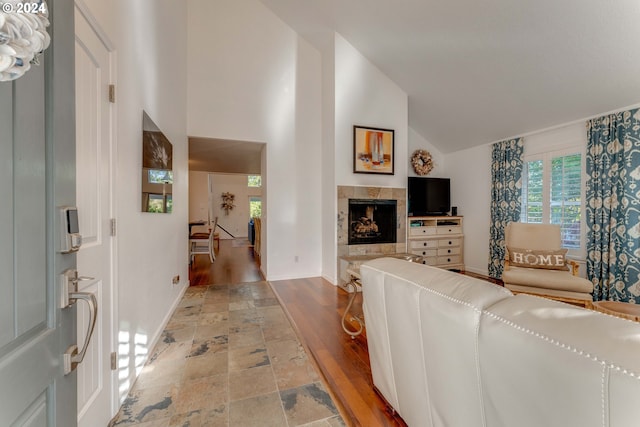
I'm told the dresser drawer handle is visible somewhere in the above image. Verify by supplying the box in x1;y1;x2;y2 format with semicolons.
448;249;451;253
449;241;452;245
423;242;427;246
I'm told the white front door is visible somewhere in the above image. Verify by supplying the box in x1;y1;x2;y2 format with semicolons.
74;4;117;426
0;0;79;424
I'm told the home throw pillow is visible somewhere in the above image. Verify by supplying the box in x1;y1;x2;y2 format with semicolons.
507;247;569;270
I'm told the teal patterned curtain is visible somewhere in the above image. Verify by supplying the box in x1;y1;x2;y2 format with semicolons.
489;138;524;279
586;108;640;303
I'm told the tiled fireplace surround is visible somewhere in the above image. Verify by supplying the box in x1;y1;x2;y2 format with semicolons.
337;185;407;288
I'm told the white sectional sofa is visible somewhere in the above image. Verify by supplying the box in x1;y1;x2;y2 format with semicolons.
360;258;640;427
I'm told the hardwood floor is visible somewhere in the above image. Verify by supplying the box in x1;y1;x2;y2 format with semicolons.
270;278;407;427
189;238;264;285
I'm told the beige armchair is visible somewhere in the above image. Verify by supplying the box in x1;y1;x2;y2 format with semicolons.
502;222;594;308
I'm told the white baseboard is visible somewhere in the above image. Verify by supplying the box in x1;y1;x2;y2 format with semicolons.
117;283;188;404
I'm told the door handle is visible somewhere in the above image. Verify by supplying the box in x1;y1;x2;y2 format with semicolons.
64;291;97;374
60;269;98;375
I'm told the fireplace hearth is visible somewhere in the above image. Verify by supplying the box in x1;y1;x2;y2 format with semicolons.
337;185;406;257
348;199;397;245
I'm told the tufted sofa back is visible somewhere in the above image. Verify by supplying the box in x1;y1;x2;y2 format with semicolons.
361;257;640;427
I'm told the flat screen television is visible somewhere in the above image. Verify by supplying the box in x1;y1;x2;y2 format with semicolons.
408;177;451;216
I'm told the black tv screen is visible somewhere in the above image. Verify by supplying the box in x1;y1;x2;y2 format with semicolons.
408;177;451;216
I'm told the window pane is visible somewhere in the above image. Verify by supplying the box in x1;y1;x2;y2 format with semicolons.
249;197;261;218
147;194;172;213
527;204;543;223
522;153;582;251
550;154;581;249
248;175;261;187
148;169;173;184
522;160;543;223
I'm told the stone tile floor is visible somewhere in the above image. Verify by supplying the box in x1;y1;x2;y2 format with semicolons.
110;281;345;427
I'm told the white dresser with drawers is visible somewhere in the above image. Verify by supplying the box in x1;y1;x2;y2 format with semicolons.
408;216;464;271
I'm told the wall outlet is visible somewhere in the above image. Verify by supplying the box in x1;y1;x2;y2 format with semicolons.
172;275;180;285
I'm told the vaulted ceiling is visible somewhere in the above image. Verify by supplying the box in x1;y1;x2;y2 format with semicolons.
259;0;640;153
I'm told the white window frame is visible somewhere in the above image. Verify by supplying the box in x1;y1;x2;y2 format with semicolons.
522;146;586;260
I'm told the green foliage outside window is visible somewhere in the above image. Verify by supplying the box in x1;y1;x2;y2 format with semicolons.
147;194;172;213
524;159;543;223
148;169;173;184
551;154;581;248
521;153;581;249
248;175;261;187
250;198;262;218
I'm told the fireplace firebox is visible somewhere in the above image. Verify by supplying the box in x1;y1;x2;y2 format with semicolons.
348;199;397;245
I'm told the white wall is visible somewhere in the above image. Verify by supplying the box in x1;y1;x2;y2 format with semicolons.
81;0;189;403
116;0;189;400
446;144;492;275
202;173;262;239
321;34;409;283
446;121;587;275
293;39;323;277
408;127;446;178
334;34;408;189
188;171;209;224
187;0;323;280
321;36;337;283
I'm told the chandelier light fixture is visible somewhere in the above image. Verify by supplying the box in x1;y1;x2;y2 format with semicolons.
0;0;51;81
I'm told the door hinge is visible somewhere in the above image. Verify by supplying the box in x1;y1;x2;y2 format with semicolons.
110;352;118;370
108;84;116;103
110;218;116;236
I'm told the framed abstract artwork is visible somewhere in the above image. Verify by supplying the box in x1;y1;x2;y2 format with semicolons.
353;125;394;175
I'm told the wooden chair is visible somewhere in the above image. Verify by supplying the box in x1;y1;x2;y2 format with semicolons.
502;222;594;308
189;217;218;264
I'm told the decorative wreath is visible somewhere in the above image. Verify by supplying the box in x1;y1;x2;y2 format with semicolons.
0;1;51;81
411;149;434;176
